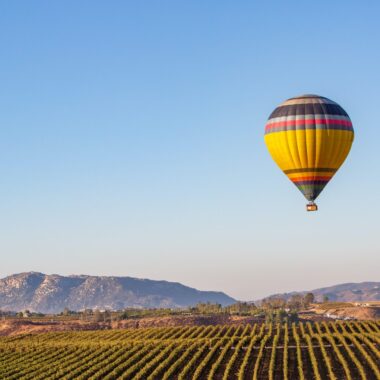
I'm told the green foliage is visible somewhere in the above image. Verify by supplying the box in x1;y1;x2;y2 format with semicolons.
115;301;257;320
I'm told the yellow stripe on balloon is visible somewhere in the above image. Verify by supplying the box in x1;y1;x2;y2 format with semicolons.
264;130;354;174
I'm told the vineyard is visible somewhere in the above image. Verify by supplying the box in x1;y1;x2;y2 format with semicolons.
0;321;379;379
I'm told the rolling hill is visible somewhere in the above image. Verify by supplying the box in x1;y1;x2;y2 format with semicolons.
261;282;380;303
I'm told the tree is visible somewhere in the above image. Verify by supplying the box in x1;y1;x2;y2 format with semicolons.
93;309;103;322
288;295;303;311
288;311;299;323
323;295;329;303
81;309;93;321
226;302;255;315
194;302;222;314
271;297;287;309
303;293;315;307
261;297;286;310
275;309;287;323
103;310;111;322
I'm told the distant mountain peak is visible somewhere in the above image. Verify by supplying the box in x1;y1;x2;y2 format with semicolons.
0;272;235;313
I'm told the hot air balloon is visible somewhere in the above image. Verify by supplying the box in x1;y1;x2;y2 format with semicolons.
264;95;354;211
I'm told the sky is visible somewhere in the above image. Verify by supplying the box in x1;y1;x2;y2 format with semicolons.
0;1;379;300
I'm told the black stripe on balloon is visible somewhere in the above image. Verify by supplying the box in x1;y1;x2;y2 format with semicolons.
269;103;348;119
293;180;329;185
284;168;337;174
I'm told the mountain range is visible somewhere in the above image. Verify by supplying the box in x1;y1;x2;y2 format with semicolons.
261;282;380;303
0;272;236;314
1;272;378;314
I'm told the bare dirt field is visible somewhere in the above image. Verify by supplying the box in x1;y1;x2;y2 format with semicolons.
0;315;260;336
312;304;380;320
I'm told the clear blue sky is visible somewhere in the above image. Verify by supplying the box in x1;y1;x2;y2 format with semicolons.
0;1;379;300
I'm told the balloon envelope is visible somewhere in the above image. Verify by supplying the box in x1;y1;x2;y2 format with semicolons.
264;95;354;202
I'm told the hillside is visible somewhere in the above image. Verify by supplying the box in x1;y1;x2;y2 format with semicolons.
0;272;235;313
262;281;380;303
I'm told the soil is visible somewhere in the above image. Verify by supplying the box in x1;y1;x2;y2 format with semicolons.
0;319;109;336
312;305;380;320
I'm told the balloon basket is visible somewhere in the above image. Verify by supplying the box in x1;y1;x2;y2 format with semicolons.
306;203;318;212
